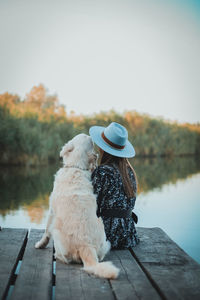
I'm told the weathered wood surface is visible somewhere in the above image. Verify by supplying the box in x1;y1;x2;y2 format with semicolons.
132;227;200;300
56;260;114;300
106;250;161;300
0;228;28;299
0;227;200;300
10;229;53;300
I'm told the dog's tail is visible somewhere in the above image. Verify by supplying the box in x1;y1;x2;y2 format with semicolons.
79;246;120;279
84;261;119;279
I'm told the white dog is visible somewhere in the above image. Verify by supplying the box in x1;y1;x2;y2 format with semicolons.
35;133;119;279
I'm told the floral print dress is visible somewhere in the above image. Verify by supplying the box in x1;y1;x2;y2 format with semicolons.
91;164;139;249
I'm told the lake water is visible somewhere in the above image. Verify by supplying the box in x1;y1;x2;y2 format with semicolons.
0;156;200;263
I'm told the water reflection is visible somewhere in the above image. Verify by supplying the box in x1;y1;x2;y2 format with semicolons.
132;156;200;193
0;157;199;223
0;163;60;222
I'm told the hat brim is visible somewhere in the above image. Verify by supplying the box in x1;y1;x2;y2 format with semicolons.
89;126;135;158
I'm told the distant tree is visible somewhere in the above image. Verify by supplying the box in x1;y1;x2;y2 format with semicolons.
24;84;66;121
25;84;47;108
0;92;20;111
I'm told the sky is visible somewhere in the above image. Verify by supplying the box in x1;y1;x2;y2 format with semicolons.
0;0;200;123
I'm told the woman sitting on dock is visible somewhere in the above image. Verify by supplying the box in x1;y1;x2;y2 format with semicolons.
89;122;139;249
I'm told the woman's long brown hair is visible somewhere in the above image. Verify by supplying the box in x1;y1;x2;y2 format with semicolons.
99;151;137;198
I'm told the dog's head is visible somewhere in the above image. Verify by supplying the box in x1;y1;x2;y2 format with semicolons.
60;133;98;171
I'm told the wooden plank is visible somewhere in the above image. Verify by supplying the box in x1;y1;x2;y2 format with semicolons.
132;227;200;300
0;228;28;299
106;250;161;300
11;229;53;300
55;260;115;300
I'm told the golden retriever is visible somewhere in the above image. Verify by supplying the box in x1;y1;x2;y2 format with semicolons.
35;133;119;279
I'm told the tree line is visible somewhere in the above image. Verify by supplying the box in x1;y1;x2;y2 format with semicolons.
0;84;199;165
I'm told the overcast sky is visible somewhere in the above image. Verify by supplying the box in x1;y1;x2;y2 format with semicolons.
0;0;200;123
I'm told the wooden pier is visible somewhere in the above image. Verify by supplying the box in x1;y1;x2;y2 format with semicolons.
0;227;200;300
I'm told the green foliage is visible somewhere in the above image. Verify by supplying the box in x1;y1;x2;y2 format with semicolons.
0;87;199;165
76;110;200;158
0;105;77;165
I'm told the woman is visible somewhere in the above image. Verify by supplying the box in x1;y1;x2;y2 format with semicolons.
89;122;139;249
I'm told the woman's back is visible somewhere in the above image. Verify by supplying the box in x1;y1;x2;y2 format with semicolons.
92;164;139;249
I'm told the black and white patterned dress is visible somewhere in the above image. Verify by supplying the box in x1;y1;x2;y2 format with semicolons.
91;164;140;249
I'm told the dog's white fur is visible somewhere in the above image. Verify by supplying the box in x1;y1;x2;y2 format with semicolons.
35;133;119;279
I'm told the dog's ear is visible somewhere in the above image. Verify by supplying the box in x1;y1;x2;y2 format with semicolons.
60;141;74;157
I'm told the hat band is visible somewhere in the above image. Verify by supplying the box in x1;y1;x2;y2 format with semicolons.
101;132;125;150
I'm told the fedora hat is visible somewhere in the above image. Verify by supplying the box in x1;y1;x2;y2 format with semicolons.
89;122;135;158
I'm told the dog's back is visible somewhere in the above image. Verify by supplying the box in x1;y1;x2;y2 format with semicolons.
52;167;105;249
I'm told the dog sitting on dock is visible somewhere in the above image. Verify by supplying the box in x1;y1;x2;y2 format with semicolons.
35;133;119;279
